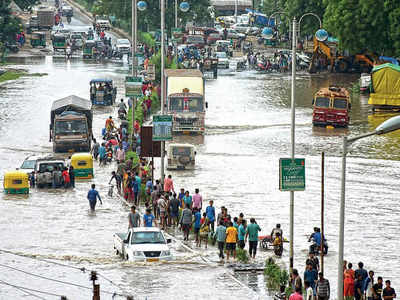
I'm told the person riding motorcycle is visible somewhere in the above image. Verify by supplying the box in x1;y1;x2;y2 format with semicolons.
118;99;127;119
67;15;71;24
308;227;328;255
105;116;115;132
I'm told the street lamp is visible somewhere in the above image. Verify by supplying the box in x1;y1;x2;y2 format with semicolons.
337;115;400;300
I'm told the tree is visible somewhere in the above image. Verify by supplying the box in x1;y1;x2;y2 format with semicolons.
0;0;21;43
323;0;397;56
285;0;325;38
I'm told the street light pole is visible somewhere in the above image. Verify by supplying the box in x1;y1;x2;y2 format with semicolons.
337;115;400;300
234;0;238;24
175;0;178;27
289;16;297;275
160;0;165;184
131;0;137;141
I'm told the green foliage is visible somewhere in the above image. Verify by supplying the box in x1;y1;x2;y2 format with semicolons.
0;1;22;43
149;50;177;83
323;0;400;56
139;32;155;48
236;248;249;263
0;70;24;83
264;257;289;292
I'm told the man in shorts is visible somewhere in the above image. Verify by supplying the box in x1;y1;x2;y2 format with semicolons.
225;221;238;261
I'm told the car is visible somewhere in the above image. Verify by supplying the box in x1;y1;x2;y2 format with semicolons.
96;19;111;31
218;28;245;39
61;5;73;17
35;158;66;188
207;32;221;45
115;39;131;54
114;227;172;262
231;23;251;34
215;51;230;68
19;155;41;174
185;35;205;48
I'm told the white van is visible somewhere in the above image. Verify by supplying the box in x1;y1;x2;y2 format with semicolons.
167;144;196;170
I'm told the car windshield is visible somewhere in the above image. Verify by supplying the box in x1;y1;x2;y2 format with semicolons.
216;52;227;58
118;40;130;45
55;120;87;134
333;98;348;109
170;97;204;112
315;97;330;108
172;147;191;156
131;231;166;244
21;160;36;169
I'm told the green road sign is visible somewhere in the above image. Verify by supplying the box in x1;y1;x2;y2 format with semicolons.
125;76;142;97
279;158;305;191
153;115;173;141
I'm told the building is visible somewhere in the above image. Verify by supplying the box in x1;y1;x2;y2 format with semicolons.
210;0;253;15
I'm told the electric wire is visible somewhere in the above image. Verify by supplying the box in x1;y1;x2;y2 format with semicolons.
0;278;62;299
0;249;132;298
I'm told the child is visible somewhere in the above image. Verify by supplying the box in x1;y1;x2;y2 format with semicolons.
199;213;210;248
273;232;283;257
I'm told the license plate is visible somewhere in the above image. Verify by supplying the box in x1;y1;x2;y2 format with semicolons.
183;131;190;135
146;258;159;262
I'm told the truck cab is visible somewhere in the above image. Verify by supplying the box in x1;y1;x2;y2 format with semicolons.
312;86;351;127
113;227;172;262
165;69;206;134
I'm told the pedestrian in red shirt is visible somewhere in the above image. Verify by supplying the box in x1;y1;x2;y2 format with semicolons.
62;168;70;188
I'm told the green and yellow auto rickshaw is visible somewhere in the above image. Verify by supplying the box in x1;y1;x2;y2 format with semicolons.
83;40;96;59
30;31;46;48
3;171;29;194
70;153;94;179
52;33;67;52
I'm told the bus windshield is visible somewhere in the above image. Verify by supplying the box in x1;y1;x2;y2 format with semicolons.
333;98;348;109
315;97;330;108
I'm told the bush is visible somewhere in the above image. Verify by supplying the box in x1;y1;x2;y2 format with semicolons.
236;248;249;263
264;257;289;292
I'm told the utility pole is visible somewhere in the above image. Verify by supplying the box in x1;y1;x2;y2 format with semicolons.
90;271;100;300
321;151;325;275
289;16;297;276
160;0;165;184
131;0;137;141
175;0;178;27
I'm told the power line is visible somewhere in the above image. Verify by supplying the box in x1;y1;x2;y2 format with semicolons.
0;279;46;300
0;278;63;299
0;249;132;298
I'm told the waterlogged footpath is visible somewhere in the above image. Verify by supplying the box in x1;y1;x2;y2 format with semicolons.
1;14;400;300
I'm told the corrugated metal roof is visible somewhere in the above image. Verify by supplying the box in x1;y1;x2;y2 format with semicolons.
164;69;203;77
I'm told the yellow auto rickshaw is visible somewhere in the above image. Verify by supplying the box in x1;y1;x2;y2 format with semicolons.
70;153;94;179
3;171;29;194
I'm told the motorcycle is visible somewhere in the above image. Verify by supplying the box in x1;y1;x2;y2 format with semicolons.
118;108;127;120
66;47;72;59
309;239;328;255
67;16;71;24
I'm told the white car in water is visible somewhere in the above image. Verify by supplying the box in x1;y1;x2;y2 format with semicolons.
115;39;131;54
215;51;230;68
114;227;172;262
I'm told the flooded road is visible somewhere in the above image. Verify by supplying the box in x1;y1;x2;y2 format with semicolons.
1;14;400;299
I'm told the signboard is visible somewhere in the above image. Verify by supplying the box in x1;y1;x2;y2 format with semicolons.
125;76;142;97
140;126;161;157
146;64;155;81
279;158;305;191
152;115;173;141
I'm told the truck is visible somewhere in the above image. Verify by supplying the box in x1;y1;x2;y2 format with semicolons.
113;227;172;262
49;95;93;153
164;69;206;134
28;8;55;32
